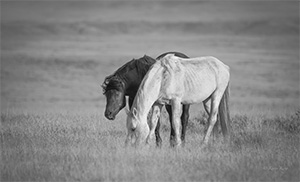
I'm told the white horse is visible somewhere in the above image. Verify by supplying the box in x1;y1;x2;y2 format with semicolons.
125;54;231;147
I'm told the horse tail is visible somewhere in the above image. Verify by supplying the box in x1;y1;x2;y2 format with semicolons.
218;82;231;140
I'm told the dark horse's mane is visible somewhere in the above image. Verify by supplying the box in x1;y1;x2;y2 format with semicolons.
102;55;155;94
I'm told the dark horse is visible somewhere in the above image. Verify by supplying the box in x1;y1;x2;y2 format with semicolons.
102;52;190;147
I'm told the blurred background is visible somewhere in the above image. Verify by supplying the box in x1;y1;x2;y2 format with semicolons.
1;1;299;117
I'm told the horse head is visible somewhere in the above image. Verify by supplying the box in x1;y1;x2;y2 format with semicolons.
102;76;126;120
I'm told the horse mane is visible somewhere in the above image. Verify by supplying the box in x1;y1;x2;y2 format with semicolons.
102;55;155;94
102;75;124;94
131;60;163;119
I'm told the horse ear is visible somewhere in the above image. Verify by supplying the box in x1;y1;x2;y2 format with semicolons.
132;108;138;119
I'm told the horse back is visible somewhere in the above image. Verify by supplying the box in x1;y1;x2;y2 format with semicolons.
156;52;189;60
160;56;229;104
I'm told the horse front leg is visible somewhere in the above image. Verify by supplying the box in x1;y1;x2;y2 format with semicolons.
146;104;162;145
180;104;190;146
128;97;134;109
171;98;183;147
125;129;133;147
154;118;162;147
165;105;175;147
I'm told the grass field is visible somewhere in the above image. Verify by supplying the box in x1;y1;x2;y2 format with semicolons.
1;1;299;181
1;112;300;181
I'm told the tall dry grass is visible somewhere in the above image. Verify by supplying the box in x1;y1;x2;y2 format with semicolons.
1;111;299;181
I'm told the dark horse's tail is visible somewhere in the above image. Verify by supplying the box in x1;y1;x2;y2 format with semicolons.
218;83;231;140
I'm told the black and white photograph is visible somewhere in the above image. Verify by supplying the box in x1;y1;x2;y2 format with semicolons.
1;0;299;181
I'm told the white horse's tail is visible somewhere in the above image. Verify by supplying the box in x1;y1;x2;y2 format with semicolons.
218;83;231;139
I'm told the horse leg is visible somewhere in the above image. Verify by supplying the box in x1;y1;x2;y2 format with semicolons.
146;104;162;145
124;132;130;147
203;98;219;141
165;105;175;147
128;97;134;109
130;96;162;146
180;104;190;146
203;92;223;145
125;129;133;147
171;98;183;147
203;97;211;115
155;118;162;147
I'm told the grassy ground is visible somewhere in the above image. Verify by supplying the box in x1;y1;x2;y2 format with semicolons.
1;112;300;181
1;1;299;181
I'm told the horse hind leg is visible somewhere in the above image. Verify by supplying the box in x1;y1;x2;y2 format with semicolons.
203;97;219;141
203;97;211;116
203;91;223;145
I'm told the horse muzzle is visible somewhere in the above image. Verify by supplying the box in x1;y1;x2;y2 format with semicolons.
104;110;116;120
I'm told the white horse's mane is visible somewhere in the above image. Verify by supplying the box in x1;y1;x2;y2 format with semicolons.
130;61;163;121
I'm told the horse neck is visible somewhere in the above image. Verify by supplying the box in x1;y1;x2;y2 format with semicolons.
120;60;155;97
132;64;163;121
